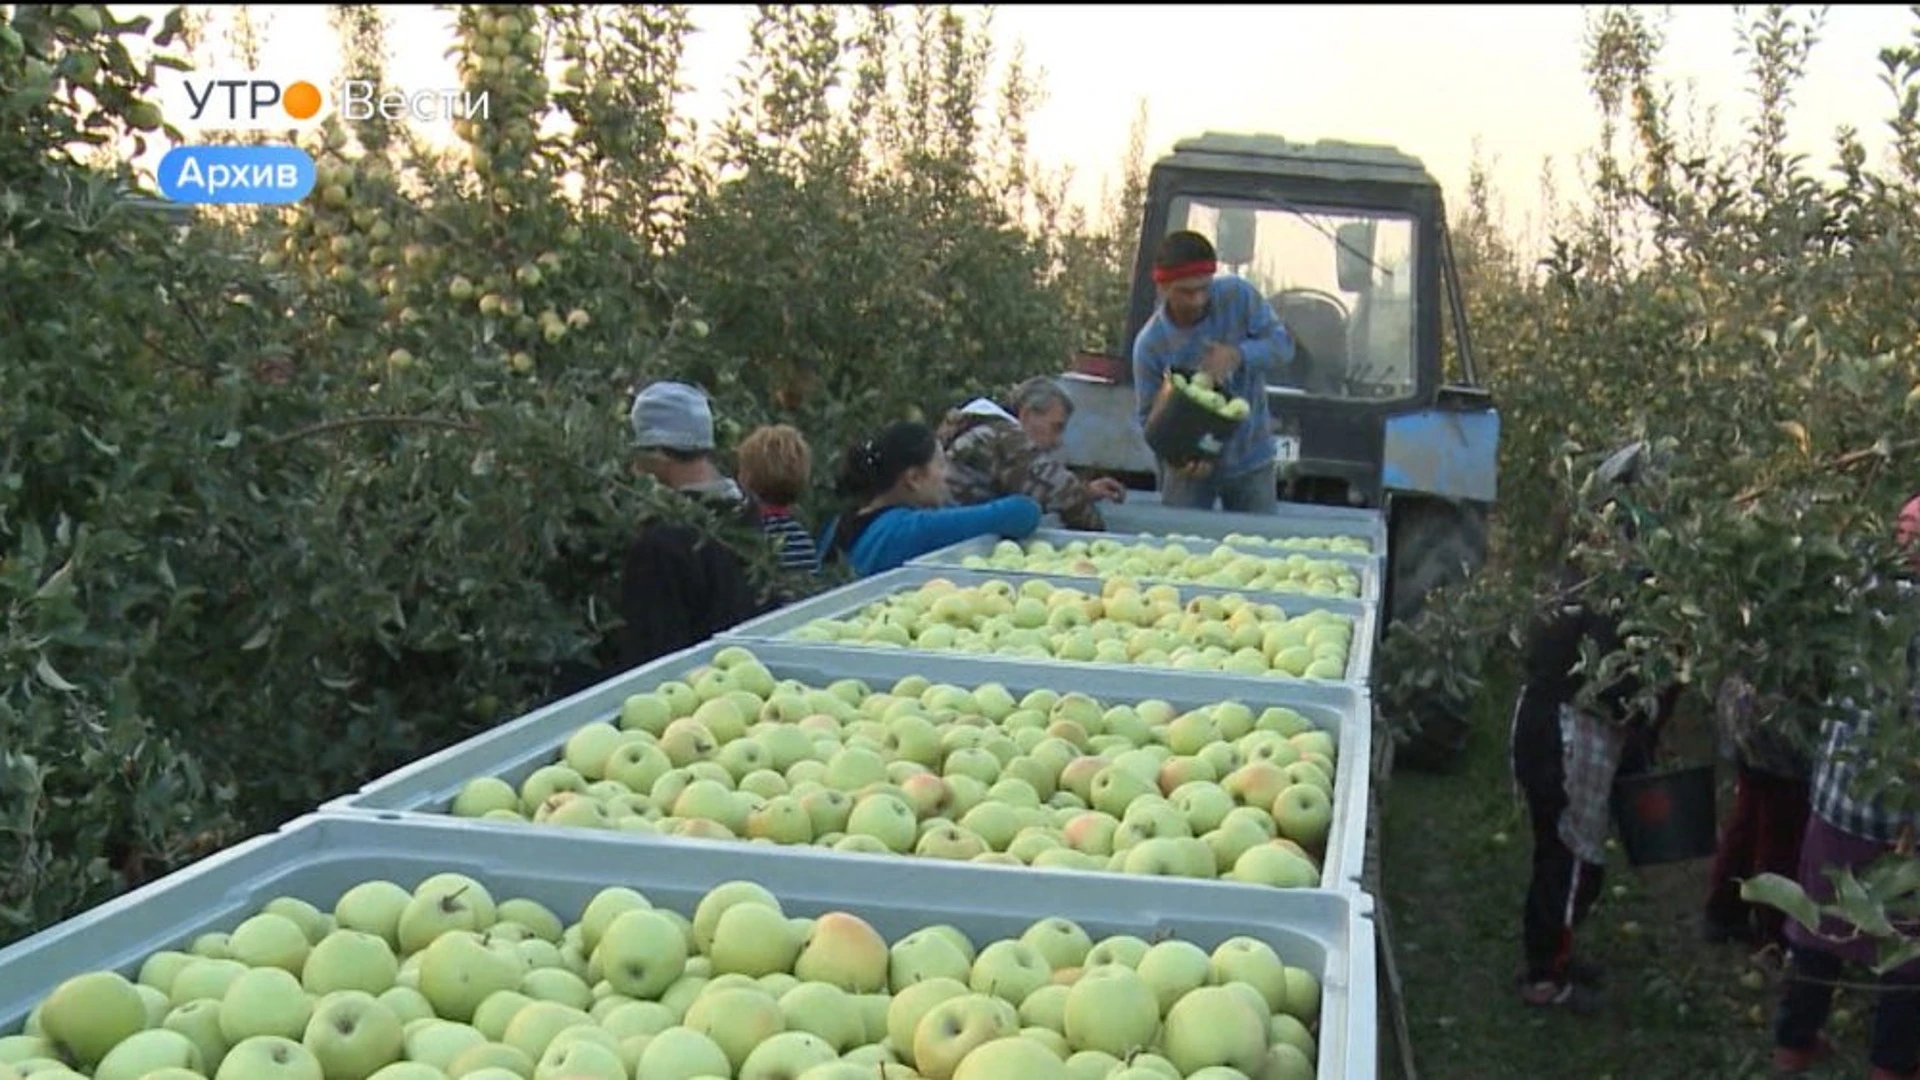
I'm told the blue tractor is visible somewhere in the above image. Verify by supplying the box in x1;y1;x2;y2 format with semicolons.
1057;133;1501;768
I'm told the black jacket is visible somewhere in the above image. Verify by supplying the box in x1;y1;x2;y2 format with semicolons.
617;485;776;671
1512;567;1678;794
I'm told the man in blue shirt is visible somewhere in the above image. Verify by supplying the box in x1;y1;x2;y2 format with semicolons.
1133;230;1298;513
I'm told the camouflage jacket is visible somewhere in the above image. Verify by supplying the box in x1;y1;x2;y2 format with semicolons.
936;399;1105;531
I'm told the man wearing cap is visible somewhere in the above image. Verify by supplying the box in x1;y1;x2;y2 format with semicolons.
619;381;772;669
1134;230;1297;514
937;375;1127;531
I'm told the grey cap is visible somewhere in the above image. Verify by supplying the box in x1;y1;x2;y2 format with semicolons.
629;381;715;452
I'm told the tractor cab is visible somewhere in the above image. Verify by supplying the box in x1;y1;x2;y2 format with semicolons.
1059;133;1500;627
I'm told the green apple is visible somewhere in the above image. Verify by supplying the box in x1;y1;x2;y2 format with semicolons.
39;970;147;1066
1088;766;1154;817
737;1030;838;1080
1083;935;1150;970
139;951;197;996
1018;918;1092;971
1272;783;1334;848
889;929;972;990
262;897;333;945
397;875;495;954
520;967;593;1011
518;765;587;814
911;993;1019;1080
1210;937;1288;1012
332;882;413;949
1064;1048;1124;1080
967;940;1051;1007
226;913;311;974
302;990;403;1079
635;1026;730;1080
1134;939;1211;1013
1282;966;1321;1024
777;982;862;1051
1272;1012;1316;1058
845;793;918;853
161;999;228;1072
536;1036;626;1080
303;929;399;996
708;903;800;978
416;930;522;1023
220;966;313;1043
746;795;815;844
1229;842;1320;888
880;977;965;1066
952;1035;1069;1080
685;987;785;1071
1064;964;1164;1057
1160;985;1267;1074
397;1018;486;1071
793;912;890;993
365;1063;449;1080
620;692;674;734
93;1028;204;1080
215;1035;325;1080
450;1041;536;1077
469;991;531;1042
1259;1042;1315;1080
501;1001;593;1062
595;909;688;998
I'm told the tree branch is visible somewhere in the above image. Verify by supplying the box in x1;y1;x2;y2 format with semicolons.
259;415;485;449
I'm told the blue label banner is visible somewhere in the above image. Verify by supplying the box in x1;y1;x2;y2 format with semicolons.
158;144;316;205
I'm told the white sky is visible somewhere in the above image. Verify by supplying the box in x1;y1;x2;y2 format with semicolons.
124;3;1914;242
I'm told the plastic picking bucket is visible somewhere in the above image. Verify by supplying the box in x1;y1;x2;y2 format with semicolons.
1145;374;1244;466
1610;763;1718;866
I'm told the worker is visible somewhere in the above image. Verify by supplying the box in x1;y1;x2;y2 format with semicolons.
1768;492;1920;1079
1133;229;1298;513
617;381;775;668
1509;441;1680;1013
820;420;1041;577
937;375;1127;531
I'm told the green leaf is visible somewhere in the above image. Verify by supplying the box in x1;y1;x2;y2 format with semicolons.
33;656;79;693
1870;935;1920;977
1834;869;1901;939
1740;873;1822;931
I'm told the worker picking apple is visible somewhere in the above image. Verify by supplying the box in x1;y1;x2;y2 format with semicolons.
1132;230;1298;513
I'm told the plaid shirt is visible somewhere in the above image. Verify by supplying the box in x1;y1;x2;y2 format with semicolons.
1810;624;1920;844
1557;702;1628;865
937;402;1105;531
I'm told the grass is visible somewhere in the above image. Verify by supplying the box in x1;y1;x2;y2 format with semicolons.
1377;669;1877;1080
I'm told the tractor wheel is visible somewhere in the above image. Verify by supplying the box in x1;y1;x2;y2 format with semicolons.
1385;498;1490;772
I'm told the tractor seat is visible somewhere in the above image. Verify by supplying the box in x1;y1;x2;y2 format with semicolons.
1271;292;1349;395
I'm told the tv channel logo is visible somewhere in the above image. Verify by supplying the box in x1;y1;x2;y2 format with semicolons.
158;145;317;205
156;69;332;132
156;69;491;132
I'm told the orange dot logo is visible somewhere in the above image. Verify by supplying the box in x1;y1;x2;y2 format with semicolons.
283;81;322;120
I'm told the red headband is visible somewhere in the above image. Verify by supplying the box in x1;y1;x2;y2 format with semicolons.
1153;259;1217;285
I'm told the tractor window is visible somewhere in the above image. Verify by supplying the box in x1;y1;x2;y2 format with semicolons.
1173;197;1418;402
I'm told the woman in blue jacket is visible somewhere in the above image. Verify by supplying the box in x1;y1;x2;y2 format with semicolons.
821;420;1041;577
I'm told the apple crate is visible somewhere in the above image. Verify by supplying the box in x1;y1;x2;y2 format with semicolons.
720;566;1379;687
0;814;1377;1080
1101;495;1391;556
323;638;1375;892
908;528;1384;609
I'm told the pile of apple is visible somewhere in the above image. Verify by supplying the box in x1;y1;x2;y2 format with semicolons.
786;577;1355;681
1167;370;1252;422
2;874;1322;1079
954;537;1362;599
1141;532;1372;558
446;647;1338;890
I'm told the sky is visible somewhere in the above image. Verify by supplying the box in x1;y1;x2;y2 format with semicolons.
130;3;1917;246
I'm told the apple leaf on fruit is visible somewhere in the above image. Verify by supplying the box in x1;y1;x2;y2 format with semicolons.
1739;873;1820;932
